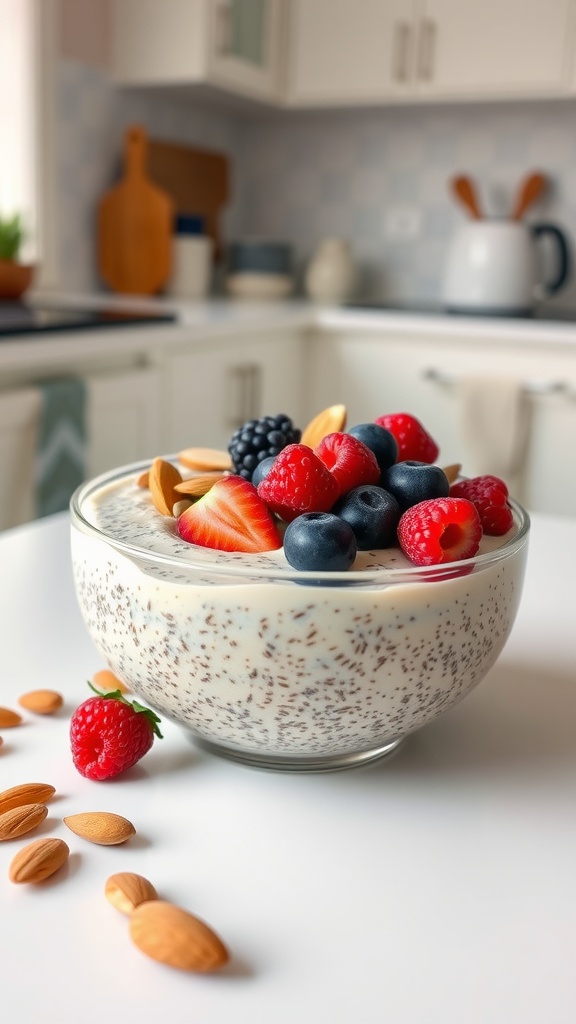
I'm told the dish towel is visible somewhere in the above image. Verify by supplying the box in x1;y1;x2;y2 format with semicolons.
455;375;532;499
35;377;87;518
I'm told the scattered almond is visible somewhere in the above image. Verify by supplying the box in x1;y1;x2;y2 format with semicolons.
18;689;63;715
178;447;232;472
92;668;130;694
105;872;158;915
0;707;22;728
301;404;347;448
9;837;69;884
63;811;136;846
136;469;150;488
0;803;48;841
129;900;229;973
173;499;193;519
442;462;462;485
149;457;183;517
0;783;55;815
174;472;224;498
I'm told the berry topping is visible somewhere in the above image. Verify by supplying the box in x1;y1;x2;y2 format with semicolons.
314;431;380;496
375;412;439;464
257;444;340;523
228;414;301;481
70;684;163;781
333;485;401;550
178;476;282;553
450;474;514;535
398;497;482;566
347;422;398;475
382;461;450;512
283;513;357;572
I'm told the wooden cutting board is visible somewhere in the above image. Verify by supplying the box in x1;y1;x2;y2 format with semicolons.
98;125;174;295
147;139;230;261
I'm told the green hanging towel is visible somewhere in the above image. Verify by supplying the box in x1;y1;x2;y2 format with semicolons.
35;377;87;518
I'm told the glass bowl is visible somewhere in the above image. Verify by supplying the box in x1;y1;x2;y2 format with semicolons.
70;460;530;772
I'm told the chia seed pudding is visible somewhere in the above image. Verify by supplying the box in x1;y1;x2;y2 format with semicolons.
70;460;530;771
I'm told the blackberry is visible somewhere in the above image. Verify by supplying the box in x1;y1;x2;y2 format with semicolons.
228;414;301;480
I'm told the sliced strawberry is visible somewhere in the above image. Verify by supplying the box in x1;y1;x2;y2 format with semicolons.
177;476;281;553
375;412;439;464
450;474;513;536
314;432;380;497
397;497;482;566
257;443;339;523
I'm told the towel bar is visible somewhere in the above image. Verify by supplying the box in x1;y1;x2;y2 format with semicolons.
423;368;571;396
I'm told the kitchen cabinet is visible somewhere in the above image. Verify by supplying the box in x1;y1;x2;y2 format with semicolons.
305;327;576;516
110;0;285;103
161;328;305;452
0;366;161;532
287;0;575;105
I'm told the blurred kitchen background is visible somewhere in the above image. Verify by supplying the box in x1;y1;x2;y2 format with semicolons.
31;0;576;305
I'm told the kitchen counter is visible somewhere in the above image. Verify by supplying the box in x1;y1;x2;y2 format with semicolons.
1;510;576;1024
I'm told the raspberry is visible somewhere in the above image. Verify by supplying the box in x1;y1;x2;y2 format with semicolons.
70;684;162;781
374;413;439;463
314;432;380;496
398;497;482;566
228;414;301;480
257;443;339;523
450;474;513;536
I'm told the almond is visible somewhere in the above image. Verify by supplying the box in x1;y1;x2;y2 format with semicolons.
129;900;229;973
301;404;347;448
149;457;183;517
63;811;136;846
105;872;158;915
442;462;462;485
178;447;232;472
172;499;193;519
0;707;22;728
174;472;223;497
0;803;48;841
0;782;55;815
92;668;130;694
136;469;150;488
9;837;69;883
18;689;63;715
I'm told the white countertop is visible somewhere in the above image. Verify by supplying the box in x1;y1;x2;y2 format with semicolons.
1;511;575;1023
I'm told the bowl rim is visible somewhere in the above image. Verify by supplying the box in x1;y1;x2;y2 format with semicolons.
70;458;530;585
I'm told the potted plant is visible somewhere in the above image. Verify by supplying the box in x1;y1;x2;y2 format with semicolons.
0;213;35;300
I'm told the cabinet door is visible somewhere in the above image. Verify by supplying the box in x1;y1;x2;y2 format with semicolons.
306;330;576;517
288;0;417;104
164;331;305;452
87;367;161;475
208;0;284;100
418;0;574;97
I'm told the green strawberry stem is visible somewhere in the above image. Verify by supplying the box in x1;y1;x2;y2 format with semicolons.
87;681;163;738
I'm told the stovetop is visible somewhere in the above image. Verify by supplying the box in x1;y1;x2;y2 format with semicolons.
0;302;177;337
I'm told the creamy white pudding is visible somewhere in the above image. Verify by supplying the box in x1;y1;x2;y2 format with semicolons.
70;461;529;771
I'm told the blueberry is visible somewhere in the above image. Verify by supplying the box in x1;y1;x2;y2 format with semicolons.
333;485;400;550
251;455;276;487
382;461;449;512
348;423;398;475
284;513;357;572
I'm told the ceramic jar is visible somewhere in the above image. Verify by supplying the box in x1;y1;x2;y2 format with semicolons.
305;238;356;304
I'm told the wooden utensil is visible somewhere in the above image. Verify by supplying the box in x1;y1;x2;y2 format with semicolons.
97;125;174;295
147;139;230;261
511;172;547;220
450;175;483;219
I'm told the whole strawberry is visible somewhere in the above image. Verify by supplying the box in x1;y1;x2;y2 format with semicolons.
70;683;162;781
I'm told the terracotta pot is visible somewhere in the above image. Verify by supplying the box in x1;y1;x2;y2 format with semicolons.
0;260;35;300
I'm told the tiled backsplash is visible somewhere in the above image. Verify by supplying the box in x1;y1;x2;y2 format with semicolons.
57;58;576;306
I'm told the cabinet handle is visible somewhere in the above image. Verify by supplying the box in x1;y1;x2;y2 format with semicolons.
423;367;571;396
417;18;436;80
227;364;262;427
393;22;411;82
